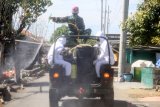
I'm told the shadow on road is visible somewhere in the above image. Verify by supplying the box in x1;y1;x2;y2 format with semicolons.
12;92;39;101
61;99;147;107
26;82;49;87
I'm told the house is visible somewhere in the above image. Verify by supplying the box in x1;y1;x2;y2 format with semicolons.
107;34;160;73
126;46;160;65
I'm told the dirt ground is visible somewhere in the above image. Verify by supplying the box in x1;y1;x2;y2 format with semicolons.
127;88;160;98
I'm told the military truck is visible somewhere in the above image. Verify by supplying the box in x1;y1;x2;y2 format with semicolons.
49;35;114;107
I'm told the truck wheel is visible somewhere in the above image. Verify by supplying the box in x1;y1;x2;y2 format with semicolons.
101;89;114;107
49;89;59;107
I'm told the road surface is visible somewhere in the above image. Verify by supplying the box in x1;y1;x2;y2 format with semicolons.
4;73;160;107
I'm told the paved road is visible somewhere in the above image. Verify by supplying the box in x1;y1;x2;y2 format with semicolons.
4;73;160;107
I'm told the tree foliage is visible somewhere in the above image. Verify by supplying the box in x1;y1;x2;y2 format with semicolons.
50;25;69;43
49;25;96;46
16;0;52;34
0;0;52;41
124;0;160;47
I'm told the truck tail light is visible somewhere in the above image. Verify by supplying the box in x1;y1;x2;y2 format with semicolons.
53;72;59;79
103;72;110;78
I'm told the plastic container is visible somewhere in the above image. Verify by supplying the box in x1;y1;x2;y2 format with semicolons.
141;67;154;88
134;67;142;82
123;73;133;82
71;64;77;79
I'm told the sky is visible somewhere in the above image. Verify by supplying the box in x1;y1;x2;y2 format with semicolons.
29;0;143;40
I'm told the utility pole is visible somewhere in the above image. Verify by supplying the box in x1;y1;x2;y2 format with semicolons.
103;0;107;34
101;0;103;31
54;22;55;32
106;6;110;34
118;0;129;80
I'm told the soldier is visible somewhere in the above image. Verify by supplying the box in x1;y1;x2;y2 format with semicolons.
49;6;85;35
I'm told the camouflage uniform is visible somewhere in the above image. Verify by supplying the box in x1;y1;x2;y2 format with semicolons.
52;15;85;35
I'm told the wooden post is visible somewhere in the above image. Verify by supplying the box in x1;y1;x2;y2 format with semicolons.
0;43;4;72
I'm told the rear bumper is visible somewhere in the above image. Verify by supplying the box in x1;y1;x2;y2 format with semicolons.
50;82;113;97
91;84;113;94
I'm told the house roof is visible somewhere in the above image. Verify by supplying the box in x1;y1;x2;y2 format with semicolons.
131;46;160;51
20;29;43;42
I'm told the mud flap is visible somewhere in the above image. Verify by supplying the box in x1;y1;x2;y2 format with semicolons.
100;88;114;107
49;88;59;107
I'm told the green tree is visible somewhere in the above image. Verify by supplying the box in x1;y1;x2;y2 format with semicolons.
50;25;96;46
0;0;52;40
124;0;160;47
50;25;69;43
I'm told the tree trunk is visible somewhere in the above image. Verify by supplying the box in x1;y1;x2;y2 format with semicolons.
0;0;17;82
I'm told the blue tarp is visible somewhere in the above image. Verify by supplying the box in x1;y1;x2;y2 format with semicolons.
156;59;160;68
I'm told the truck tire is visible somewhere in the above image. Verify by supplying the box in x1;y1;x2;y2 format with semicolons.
49;89;59;107
101;89;114;107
